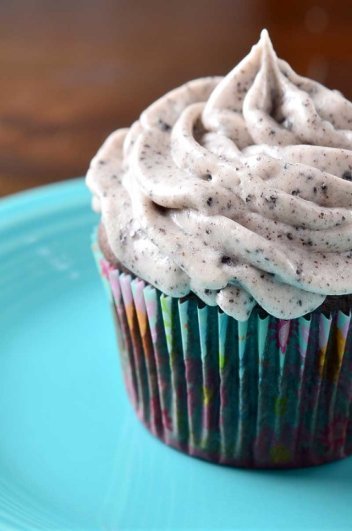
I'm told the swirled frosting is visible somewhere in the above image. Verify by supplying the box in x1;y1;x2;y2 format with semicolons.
86;30;352;320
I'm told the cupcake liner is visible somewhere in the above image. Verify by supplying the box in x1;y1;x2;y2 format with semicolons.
95;247;352;468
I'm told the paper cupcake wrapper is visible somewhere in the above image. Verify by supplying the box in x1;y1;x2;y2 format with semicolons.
94;247;352;468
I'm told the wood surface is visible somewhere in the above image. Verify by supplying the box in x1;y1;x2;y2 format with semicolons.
1;0;352;196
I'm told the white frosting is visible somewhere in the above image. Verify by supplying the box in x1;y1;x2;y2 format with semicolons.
87;30;352;320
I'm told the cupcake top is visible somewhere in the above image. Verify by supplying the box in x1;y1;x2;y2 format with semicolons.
87;30;352;321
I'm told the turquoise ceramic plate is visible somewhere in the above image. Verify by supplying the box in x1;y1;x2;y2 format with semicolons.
0;178;352;531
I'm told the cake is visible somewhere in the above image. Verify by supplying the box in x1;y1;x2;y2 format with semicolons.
86;30;352;467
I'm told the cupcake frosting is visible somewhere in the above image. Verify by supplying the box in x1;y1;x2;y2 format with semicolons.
87;30;352;320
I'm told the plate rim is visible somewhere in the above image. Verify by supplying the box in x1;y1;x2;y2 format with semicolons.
0;178;89;228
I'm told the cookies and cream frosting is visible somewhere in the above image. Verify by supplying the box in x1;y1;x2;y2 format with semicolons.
86;30;352;320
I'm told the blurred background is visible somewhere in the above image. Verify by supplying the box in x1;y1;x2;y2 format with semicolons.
1;0;352;196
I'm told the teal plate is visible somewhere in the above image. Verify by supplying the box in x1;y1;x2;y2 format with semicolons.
1;178;352;531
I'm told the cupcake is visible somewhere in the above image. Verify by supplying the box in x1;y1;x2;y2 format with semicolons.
86;30;352;468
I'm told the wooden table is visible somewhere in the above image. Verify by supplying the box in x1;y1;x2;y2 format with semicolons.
1;0;352;196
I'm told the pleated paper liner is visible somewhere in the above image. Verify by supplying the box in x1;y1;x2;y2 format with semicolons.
95;248;352;468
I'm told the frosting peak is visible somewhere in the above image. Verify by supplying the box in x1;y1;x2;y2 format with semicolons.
203;29;352;150
87;31;352;320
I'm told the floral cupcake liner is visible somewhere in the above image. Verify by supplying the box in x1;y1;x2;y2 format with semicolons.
95;244;352;468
